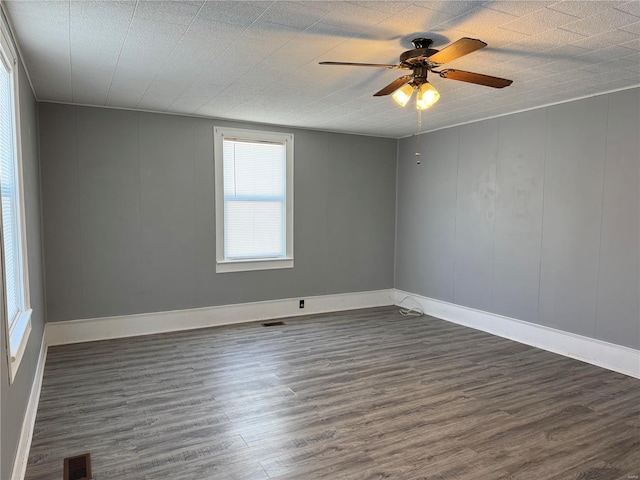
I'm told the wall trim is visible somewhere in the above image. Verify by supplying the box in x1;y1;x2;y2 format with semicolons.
11;334;47;480
37;100;397;140
400;84;640;138
395;289;640;379
45;289;395;346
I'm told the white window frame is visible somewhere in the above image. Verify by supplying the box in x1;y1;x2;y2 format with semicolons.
0;16;31;384
214;126;294;273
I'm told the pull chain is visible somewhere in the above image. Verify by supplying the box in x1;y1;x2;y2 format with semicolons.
415;109;422;165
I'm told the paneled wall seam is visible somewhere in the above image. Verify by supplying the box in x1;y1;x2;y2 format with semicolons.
191;120;197;306
490;119;500;313
536;107;549;323
451;126;461;303
594;95;610;339
35;103;47;323
136;112;143;310
393;138;399;288
66;1;72;103
74;107;84;317
322;131;331;293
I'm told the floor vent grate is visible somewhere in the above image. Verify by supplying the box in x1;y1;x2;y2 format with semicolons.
262;321;285;327
63;453;92;480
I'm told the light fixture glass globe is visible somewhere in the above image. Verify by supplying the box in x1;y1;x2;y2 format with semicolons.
416;82;440;110
392;84;414;107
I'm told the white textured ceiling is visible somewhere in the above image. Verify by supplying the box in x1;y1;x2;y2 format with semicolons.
5;0;640;138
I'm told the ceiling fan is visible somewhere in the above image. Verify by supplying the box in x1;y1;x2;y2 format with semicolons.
319;37;513;110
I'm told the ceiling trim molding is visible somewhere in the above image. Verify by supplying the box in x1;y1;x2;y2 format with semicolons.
41;82;640;142
0;2;37;101
32;81;640;141
36;99;399;140
402;84;640;139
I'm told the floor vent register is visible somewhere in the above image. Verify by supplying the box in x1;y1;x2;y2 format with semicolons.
63;453;92;480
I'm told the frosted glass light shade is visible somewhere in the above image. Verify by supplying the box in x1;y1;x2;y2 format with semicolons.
416;82;440;110
392;84;414;107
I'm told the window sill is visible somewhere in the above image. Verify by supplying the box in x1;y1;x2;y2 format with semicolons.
8;308;32;384
216;258;294;273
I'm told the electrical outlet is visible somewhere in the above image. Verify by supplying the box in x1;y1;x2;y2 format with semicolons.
299;299;304;308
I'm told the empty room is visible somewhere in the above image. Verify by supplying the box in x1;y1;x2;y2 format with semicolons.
1;1;639;479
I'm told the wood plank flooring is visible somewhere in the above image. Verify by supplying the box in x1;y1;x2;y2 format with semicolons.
25;307;640;479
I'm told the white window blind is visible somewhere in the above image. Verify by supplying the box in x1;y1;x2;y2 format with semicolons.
223;138;286;260
0;58;20;329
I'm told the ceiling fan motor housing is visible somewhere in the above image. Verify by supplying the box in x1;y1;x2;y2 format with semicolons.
400;39;441;70
410;67;429;85
400;48;440;66
411;38;433;49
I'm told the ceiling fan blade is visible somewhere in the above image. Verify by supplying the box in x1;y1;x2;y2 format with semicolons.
438;69;513;88
428;37;487;64
373;75;413;97
319;61;404;69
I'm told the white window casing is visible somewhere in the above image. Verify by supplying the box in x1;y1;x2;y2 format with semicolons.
214;126;294;273
0;14;31;384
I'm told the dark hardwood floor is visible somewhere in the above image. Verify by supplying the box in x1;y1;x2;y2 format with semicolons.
25;307;640;479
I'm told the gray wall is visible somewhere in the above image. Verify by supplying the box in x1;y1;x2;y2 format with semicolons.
38;103;398;322
396;88;640;349
1;61;46;479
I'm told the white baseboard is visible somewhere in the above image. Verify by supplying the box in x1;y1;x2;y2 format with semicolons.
394;289;640;379
20;287;635;480
45;289;395;346
11;334;47;480
9;289;392;480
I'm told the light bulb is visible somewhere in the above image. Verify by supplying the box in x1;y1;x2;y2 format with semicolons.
416;82;440;110
392;84;414;107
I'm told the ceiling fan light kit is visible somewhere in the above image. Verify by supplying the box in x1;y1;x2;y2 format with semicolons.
392;84;414;107
391;81;440;110
416;82;440;110
320;36;513;109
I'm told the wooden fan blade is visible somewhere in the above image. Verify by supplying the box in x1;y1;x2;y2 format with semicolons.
428;37;487;64
373;75;413;97
319;61;403;69
438;69;513;88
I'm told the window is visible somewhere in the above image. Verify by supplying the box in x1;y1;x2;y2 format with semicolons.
214;126;293;273
0;18;31;384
